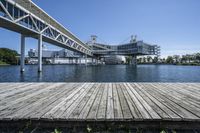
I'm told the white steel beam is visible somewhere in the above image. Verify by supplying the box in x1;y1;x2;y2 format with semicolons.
0;2;14;21
40;25;49;33
55;34;61;40
14;14;29;23
30;15;39;31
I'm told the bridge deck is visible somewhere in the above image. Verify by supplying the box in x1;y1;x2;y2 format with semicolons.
0;83;200;129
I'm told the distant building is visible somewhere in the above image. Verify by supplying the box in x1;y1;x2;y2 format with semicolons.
104;56;123;64
28;48;85;64
28;49;81;58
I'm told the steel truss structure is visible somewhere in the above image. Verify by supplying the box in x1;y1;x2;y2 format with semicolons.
0;0;92;56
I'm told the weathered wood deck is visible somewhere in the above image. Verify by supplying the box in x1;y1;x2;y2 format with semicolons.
0;83;200;129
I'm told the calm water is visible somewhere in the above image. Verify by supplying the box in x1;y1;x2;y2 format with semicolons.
0;64;200;82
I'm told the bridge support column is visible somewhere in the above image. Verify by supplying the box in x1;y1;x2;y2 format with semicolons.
20;35;25;72
79;58;81;64
130;55;137;65
38;34;42;72
85;55;87;65
92;58;94;64
95;58;98;65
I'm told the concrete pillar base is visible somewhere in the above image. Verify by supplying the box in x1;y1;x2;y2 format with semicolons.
130;55;137;65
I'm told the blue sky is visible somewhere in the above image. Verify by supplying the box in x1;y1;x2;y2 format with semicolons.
0;0;200;57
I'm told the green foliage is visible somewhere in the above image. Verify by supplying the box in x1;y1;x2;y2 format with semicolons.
87;125;92;133
136;128;143;133
0;48;19;65
0;60;7;65
171;130;177;133
195;53;200;62
52;129;62;133
166;56;173;64
160;130;167;133
125;56;131;64
153;56;158;63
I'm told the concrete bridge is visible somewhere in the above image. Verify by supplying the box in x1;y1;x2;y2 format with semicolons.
0;0;159;72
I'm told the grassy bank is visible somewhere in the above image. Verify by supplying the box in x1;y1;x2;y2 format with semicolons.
138;62;200;66
0;60;9;65
175;62;200;66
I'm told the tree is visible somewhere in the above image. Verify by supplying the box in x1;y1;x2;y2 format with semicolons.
181;55;187;63
147;56;152;63
143;57;146;63
195;53;200;63
185;54;194;63
161;58;166;63
153;56;158;63
166;56;173;64
0;48;19;65
138;58;142;63
173;55;180;64
125;56;131;64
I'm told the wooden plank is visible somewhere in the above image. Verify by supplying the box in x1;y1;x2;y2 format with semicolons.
43;83;88;119
133;83;178;120
78;83;101;119
0;83;46;103
117;83;132;119
2;84;65;119
87;83;104;120
131;83;161;120
0;83;33;94
68;83;98;119
175;83;200;94
159;83;200;106
187;83;200;90
143;83;199;120
125;83;151;119
25;83;79;119
164;83;200;102
112;83;123;120
0;83;55;117
39;83;81;119
2;83;66;119
62;83;95;119
0;82;199;123
106;83;114;119
96;83;108;119
0;83;21;93
122;83;142;119
151;83;200;118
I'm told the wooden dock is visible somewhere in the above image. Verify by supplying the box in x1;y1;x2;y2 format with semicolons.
0;83;200;129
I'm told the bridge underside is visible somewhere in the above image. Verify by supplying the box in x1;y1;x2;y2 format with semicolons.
0;17;88;53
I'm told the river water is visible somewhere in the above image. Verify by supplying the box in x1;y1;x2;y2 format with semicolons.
0;64;200;82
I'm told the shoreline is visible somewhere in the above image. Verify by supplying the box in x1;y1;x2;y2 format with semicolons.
1;63;200;66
